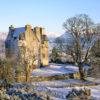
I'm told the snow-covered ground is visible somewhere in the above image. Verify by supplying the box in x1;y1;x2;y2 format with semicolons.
31;63;100;99
32;79;98;87
32;79;100;100
32;63;79;77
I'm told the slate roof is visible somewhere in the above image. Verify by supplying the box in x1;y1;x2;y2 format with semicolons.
13;27;25;38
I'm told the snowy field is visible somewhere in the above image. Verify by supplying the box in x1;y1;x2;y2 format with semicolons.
32;63;79;77
32;79;100;100
31;63;100;99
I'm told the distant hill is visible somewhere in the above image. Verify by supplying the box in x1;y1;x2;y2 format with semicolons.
48;32;98;54
54;32;74;43
0;32;8;41
48;32;74;50
48;36;56;43
0;32;8;59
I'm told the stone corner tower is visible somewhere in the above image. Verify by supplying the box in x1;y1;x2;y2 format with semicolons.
40;28;49;66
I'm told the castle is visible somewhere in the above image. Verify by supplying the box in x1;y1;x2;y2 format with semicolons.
5;25;49;69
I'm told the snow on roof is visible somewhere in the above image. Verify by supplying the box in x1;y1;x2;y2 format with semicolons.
13;27;25;38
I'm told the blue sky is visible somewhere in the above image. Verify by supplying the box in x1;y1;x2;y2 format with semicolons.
0;0;100;37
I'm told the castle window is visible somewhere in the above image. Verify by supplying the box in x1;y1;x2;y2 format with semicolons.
19;33;25;40
14;37;17;40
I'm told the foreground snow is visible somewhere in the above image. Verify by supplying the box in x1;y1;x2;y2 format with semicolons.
32;79;100;100
31;64;99;99
32;63;79;77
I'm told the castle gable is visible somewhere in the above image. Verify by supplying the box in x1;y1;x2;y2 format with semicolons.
13;27;25;38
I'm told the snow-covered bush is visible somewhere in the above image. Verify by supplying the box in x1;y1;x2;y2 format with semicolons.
66;88;93;99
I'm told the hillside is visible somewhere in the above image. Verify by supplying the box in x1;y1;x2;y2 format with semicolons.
0;32;8;59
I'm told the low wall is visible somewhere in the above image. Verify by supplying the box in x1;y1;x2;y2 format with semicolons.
15;72;80;82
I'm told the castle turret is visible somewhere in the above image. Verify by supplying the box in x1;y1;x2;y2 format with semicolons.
9;25;14;31
25;25;34;49
40;27;45;35
41;34;49;66
25;24;32;31
9;25;15;38
34;27;42;42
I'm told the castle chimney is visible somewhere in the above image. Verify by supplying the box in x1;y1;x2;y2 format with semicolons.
25;24;32;30
34;27;40;33
9;25;14;31
40;27;45;35
34;27;43;42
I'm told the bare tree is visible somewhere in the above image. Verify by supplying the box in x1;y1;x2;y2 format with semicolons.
95;23;100;34
63;14;96;80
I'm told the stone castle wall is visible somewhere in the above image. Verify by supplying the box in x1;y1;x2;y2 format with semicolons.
5;25;49;69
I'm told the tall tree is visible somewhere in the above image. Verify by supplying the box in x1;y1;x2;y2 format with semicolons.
0;58;15;83
63;14;96;80
50;47;60;63
19;46;37;82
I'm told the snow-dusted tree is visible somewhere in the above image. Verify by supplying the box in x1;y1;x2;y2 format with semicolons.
0;58;15;83
19;46;37;82
50;47;60;63
63;14;96;80
91;39;100;57
95;23;100;34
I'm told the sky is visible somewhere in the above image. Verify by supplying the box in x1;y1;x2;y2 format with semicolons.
0;0;100;37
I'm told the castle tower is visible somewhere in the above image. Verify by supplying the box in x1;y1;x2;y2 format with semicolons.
25;25;34;49
41;34;49;66
34;27;42;42
34;27;49;67
40;27;45;35
9;25;15;32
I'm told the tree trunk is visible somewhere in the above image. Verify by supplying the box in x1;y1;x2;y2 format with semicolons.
78;62;86;80
26;70;30;82
26;71;28;82
25;65;30;82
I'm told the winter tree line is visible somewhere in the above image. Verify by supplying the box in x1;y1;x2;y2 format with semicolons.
50;14;100;80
